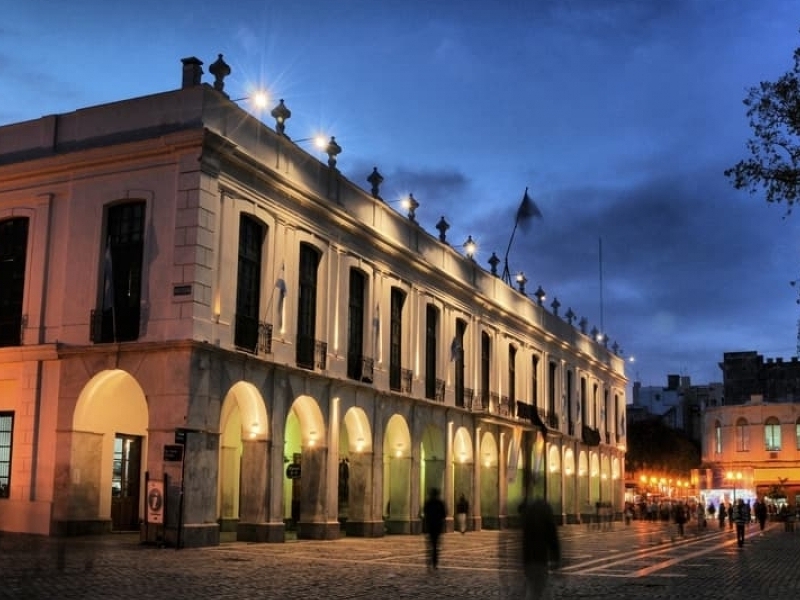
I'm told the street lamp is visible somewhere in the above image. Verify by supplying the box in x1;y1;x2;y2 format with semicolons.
726;470;743;502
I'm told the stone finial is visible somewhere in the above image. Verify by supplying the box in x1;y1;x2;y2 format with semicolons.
367;167;384;199
436;216;449;242
209;54;231;95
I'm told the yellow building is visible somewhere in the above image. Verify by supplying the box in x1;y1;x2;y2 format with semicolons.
0;55;627;546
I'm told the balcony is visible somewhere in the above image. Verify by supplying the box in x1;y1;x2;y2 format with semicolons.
296;334;327;371
499;396;513;417
234;313;274;354
348;354;374;383
390;366;413;394
434;378;445;403
547;412;560;429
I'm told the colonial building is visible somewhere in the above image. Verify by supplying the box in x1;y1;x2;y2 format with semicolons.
698;351;800;507
0;55;627;547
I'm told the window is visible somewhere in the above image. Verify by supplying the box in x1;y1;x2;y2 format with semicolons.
567;370;574;432
580;377;587;425
0;412;13;498
0;218;28;347
424;304;439;400
480;331;491;406
454;319;467;407
508;345;517;403
99;202;145;342
234;215;264;352
296;243;320;370
346;269;366;381
735;417;749;452
796;418;800;450
765;417;781;452
714;420;722;454
547;361;557;416
389;288;405;391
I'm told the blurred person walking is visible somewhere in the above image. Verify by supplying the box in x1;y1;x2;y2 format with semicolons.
423;488;446;569
519;499;561;600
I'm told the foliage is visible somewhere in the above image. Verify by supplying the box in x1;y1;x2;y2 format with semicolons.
625;417;701;475
725;41;800;210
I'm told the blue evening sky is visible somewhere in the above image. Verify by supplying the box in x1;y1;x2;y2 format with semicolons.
3;0;800;388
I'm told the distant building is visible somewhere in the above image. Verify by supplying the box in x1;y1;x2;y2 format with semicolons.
698;351;800;508
630;376;722;445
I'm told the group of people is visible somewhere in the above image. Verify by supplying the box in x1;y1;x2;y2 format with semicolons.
423;489;560;599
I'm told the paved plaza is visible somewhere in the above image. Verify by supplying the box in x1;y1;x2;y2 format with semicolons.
1;519;798;599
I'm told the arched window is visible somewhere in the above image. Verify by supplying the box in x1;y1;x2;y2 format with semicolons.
296;242;321;370
765;417;781;452
234;214;265;352
346;268;367;381
735;417;749;452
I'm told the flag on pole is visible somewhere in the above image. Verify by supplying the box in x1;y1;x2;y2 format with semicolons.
275;262;287;330
449;335;462;362
515;187;543;227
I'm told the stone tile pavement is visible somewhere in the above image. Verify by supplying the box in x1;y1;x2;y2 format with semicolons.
0;519;798;599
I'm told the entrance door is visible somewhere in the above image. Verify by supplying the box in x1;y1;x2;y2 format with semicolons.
111;434;142;531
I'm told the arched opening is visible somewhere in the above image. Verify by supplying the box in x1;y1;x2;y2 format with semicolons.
383;414;412;534
68;369;149;532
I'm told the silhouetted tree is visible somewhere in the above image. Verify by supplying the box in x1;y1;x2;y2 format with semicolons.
725;34;800;210
625;418;701;475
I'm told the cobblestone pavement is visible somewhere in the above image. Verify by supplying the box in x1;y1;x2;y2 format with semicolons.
1;520;798;599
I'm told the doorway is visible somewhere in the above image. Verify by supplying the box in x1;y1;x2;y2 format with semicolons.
111;434;142;531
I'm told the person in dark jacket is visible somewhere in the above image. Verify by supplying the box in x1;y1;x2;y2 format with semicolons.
733;498;751;547
423;488;446;569
520;499;561;600
754;498;768;531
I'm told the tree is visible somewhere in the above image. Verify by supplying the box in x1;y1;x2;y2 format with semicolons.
625;418;701;476
725;41;800;210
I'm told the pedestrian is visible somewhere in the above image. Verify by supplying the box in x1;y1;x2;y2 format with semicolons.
674;502;687;537
520;499;561;600
733;498;750;547
696;503;707;528
423;488;446;569
456;493;469;534
718;502;726;529
754;498;767;532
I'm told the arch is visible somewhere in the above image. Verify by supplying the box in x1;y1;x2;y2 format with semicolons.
383;414;413;532
479;431;500;528
548;444;561;474
338;406;374;532
343;406;372;453
453;426;473;464
71;369;149;530
563;448;575;476
283;395;326;532
218;382;269;528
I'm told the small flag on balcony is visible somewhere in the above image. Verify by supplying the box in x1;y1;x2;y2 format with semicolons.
449;336;462;362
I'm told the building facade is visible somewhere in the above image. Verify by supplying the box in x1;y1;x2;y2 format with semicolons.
699;352;800;507
0;55;627;547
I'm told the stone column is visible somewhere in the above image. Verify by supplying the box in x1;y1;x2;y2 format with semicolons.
236;439;270;542
472;426;482;531
297;443;339;539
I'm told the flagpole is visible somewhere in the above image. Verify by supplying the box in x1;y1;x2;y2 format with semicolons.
501;187;527;285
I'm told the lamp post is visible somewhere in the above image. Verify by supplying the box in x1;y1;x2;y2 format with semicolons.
726;470;743;502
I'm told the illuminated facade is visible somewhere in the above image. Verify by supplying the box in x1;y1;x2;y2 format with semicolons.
0;56;627;546
698;352;800;507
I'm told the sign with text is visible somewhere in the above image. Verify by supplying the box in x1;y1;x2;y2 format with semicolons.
163;444;184;462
